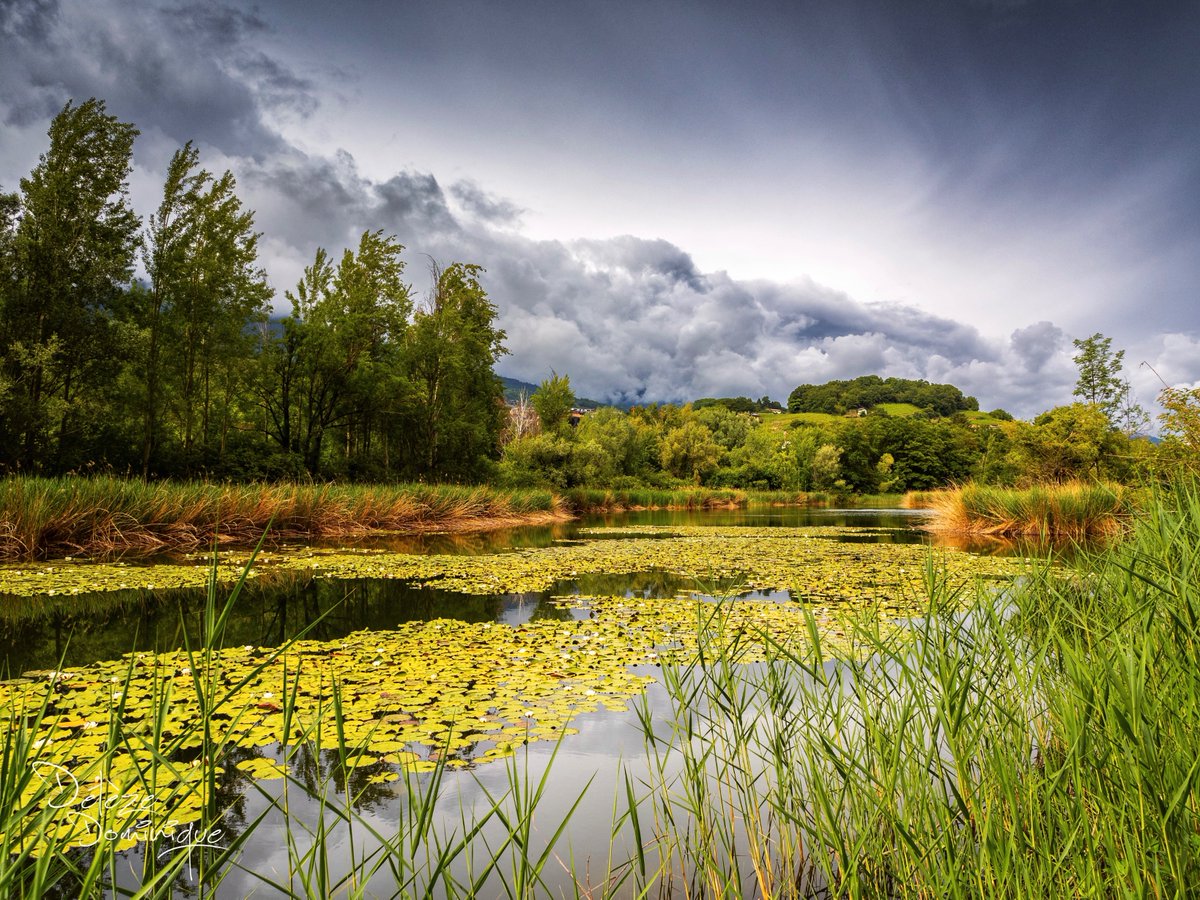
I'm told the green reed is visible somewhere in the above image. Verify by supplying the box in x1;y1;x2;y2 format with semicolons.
616;478;1200;897
925;480;1135;538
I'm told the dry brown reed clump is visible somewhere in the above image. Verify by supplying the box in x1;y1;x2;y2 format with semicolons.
0;477;567;560
924;481;1134;538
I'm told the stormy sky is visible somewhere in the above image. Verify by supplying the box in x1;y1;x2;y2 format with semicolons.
2;0;1197;417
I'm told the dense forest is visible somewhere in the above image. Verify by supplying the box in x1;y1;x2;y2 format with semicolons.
3;99;1197;494
0;100;506;482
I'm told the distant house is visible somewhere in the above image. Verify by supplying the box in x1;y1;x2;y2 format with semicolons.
844;407;868;418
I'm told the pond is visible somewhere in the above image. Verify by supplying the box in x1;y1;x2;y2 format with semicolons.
0;505;1039;897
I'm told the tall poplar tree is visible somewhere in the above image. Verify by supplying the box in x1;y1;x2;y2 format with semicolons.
0;99;140;469
402;263;507;479
144;142;271;472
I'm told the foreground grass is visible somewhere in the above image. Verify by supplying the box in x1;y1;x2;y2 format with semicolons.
0;477;567;560
625;478;1200;896
918;480;1135;537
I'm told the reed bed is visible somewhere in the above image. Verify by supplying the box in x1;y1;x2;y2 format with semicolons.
923;481;1135;537
0;477;566;560
900;488;950;508
556;487;746;514
745;490;838;506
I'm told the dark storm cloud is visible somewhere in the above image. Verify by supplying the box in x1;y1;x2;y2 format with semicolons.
376;173;460;238
5;0;1193;419
241;152;462;257
217;135;1082;416
0;0;313;157
455;226;1025;409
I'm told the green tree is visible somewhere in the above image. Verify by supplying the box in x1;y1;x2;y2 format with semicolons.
1156;385;1200;475
693;404;754;453
402;262;507;480
659;420;721;483
1071;331;1150;450
164;157;270;469
261;248;335;472
576;407;658;483
810;443;843;492
0;188;17;409
532;372;575;435
1072;333;1127;419
724;426;789;489
1008;403;1121;482
0;99;140;469
267;233;410;476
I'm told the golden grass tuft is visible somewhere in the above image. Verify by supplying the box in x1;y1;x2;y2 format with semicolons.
924;481;1135;537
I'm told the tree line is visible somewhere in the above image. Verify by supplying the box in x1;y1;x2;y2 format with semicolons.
499;337;1196;493
0;99;508;481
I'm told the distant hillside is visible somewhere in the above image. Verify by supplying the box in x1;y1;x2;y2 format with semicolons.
788;375;980;417
760;406;1012;435
498;375;604;409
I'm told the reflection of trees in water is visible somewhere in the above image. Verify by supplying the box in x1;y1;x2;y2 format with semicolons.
523;592;570;622
559;569;741;600
1;576;507;672
235;742;397;816
0;590;182;676
307;519;574;555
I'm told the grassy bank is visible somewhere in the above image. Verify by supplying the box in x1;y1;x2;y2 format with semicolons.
919;481;1135;537
0;477;875;560
0;476;566;560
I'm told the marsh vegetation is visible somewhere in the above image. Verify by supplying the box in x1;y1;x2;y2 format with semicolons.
2;486;1197;897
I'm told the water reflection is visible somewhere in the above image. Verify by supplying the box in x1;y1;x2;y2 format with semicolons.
0;576;573;674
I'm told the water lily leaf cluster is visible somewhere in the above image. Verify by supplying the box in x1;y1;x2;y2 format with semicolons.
0;527;1025;602
0;613;659;852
